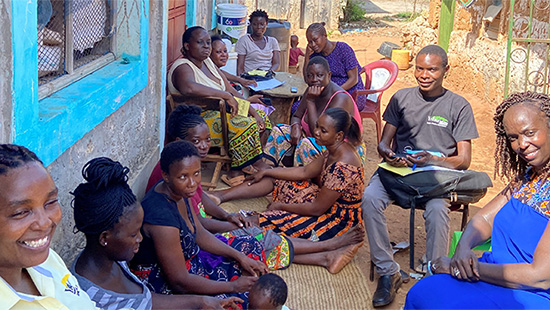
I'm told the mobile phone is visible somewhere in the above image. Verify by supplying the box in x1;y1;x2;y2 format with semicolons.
390;153;408;159
259;97;272;106
290;87;298;93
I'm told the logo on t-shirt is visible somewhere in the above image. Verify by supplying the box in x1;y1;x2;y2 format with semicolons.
61;274;80;296
427;115;449;128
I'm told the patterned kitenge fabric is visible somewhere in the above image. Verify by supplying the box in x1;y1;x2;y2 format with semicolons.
264;125;366;167
259;161;364;241
202;110;270;169
513;170;550;218
131;198;264;310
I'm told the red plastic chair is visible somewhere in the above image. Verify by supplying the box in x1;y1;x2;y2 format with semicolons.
352;60;399;144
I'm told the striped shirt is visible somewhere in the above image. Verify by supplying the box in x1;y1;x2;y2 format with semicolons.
71;260;152;310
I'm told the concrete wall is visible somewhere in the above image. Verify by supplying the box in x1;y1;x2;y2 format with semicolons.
403;0;550;106
244;0;341;30
43;1;164;263
403;0;512;106
197;0;214;30
0;0;12;143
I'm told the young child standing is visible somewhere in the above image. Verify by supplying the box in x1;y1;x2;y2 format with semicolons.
288;34;304;74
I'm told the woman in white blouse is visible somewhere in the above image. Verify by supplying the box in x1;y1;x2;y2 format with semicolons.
236;10;280;76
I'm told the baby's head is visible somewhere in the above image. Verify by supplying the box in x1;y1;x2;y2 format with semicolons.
290;35;299;48
248;273;288;310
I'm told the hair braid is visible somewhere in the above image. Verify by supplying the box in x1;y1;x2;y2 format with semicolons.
72;157;137;235
306;22;327;36
167;104;206;140
0;144;43;175
493;91;550;189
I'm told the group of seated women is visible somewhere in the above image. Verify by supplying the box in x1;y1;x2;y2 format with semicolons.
167;10;367;187
4;9;550;310
0;108;365;309
4;90;550;309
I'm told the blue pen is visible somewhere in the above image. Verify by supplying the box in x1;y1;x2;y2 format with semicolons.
411;155;421;171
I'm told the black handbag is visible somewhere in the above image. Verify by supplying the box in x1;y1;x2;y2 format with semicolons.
377;167;493;209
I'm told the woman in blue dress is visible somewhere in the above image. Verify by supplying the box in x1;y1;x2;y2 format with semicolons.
405;91;550;309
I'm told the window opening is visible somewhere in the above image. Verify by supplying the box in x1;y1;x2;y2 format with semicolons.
37;0;115;98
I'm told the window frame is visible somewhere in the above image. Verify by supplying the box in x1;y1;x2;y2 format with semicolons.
12;0;149;166
38;0;117;99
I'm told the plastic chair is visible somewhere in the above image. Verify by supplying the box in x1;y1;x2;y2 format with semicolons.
352;60;399;144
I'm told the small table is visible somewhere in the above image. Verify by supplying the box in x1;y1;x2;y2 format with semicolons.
257;72;307;125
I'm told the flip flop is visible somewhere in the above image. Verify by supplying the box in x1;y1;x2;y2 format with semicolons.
221;174;245;187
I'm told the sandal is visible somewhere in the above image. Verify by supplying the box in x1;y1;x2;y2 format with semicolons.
221;174;245;187
414;255;429;274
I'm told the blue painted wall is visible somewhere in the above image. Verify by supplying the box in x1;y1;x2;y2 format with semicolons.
187;0;197;26
11;0;149;166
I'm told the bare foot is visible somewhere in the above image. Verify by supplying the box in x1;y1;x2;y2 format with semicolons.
326;242;363;274
205;191;222;205
326;225;365;251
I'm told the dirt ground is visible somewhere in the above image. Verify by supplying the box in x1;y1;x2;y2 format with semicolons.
361;0;430;15
291;23;506;308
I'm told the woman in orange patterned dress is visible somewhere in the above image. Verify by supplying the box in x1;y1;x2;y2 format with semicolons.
210;108;364;245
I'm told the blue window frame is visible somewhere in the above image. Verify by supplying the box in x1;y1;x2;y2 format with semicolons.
11;0;149;166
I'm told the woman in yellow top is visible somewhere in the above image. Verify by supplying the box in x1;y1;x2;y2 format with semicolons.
0;144;97;310
168;26;270;186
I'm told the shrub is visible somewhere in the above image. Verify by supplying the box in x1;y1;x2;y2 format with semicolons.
343;0;366;22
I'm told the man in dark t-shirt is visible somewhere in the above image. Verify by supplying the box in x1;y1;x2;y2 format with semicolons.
362;45;479;307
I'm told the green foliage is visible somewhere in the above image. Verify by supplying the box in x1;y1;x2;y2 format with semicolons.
382;12;422;22
343;0;366;22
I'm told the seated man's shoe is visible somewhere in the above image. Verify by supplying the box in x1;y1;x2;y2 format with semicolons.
372;272;402;307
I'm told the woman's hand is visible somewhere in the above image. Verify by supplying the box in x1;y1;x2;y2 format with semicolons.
305;44;314;56
226;213;246;228
306;86;324;100
254;114;266;132
450;245;480;282
245;170;265;186
247;94;264;104
431;256;451;274
230;275;258;293
240;78;257;87
242;215;258;228
237;254;267;277
290;123;302;145
201;296;244;310
225;95;239;117
267;201;284;211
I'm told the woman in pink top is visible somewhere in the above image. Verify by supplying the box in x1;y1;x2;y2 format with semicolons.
264;56;366;167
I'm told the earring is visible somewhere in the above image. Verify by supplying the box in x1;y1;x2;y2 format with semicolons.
103;242;108;246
